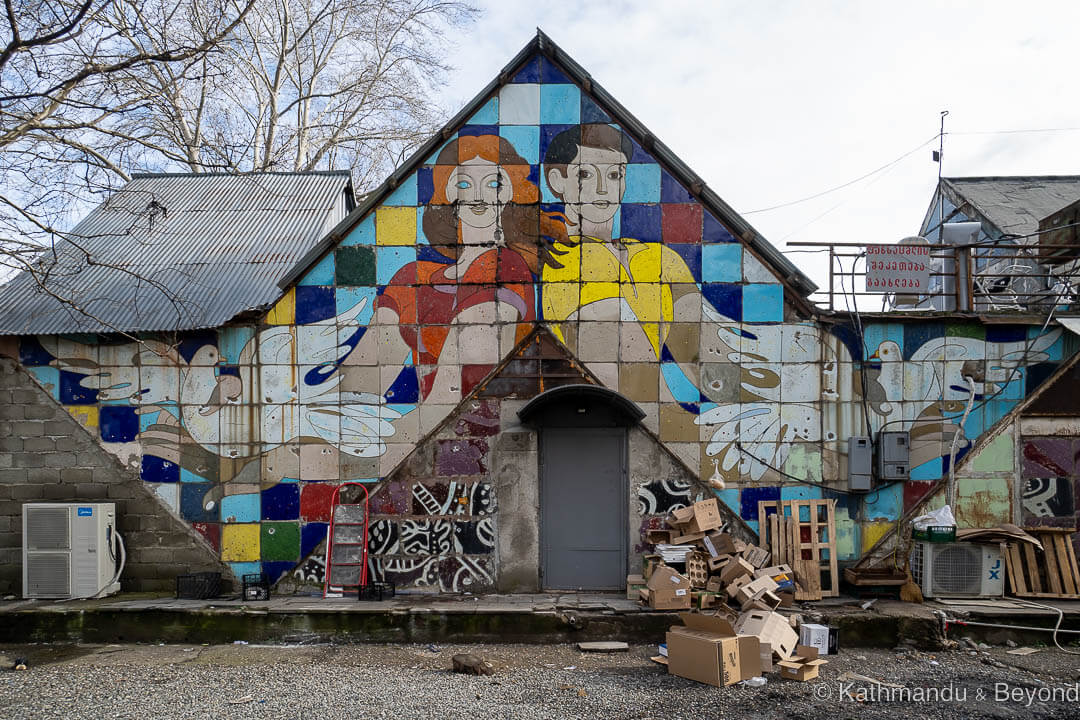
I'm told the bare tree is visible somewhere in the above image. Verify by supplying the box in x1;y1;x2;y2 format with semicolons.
0;0;476;286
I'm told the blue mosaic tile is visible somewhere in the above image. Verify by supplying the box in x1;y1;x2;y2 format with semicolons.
623;164;661;203
99;406;137;442
742;284;784;323
620;204;662;243
228;561;262;579
298;253;335;286
740;486;780;520
417;167;435;205
902;322;945;360
540;55;571;84
384;175;417;206
702;212;736;243
384;366;420;404
625;134;655;164
713;488;740;515
26;366;59;400
539;123;575;168
702;283;742;321
511;56;540;83
262;561;295;585
499;125;540;164
335;287;376;325
217;326;255;364
180;467;208;483
139;409;161;432
864;483;903;520
59;370;97;405
660;169;693;203
301;522;329;558
540;84;580;124
985;325;1027;343
342;215;375;246
177;331;217;363
458;123;499;138
19;337;53;365
141;454;179;483
861;323;904;357
702;244;741;282
376;246;416;286
181;483;216;522
780;486;822;502
468;96;498;124
221;493;260;523
910;457;943;481
671;243;701;280
580;94;611;123
262;483;300;521
294;285;336;324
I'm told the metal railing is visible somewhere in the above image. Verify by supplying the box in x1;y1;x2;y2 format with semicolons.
789;239;1080;314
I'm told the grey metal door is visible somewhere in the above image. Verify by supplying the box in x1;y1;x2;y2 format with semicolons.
540;427;626;590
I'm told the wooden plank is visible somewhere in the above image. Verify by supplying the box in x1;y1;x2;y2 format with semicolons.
1008;545;1028;596
1004;549;1019;595
1063;533;1080;589
1041;534;1064;595
794;557;822;601
1055;534;1077;596
1023;543;1043;594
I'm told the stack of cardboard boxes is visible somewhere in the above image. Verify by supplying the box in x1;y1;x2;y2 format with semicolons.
637;499;830;686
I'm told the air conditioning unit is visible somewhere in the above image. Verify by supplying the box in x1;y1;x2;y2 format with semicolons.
910;541;1004;598
23;502;121;599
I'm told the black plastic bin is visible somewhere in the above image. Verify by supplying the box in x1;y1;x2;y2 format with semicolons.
358;582;396;601
242;573;270;601
176;571;221;599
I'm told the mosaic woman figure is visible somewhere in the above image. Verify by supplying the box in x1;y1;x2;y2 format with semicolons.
373;134;568;400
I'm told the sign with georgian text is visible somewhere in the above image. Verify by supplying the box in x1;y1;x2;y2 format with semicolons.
865;244;931;293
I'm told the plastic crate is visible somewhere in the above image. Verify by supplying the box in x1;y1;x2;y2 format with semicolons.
912;525;956;543
176;571;221;599
242;573;270;601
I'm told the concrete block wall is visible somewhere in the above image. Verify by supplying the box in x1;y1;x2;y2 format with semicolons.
0;357;227;594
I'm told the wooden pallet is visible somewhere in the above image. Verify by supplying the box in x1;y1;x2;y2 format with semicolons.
1005;529;1080;599
758;499;838;599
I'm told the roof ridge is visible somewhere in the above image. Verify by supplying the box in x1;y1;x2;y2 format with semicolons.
130;170;351;179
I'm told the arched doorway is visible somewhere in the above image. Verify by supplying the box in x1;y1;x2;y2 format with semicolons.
518;385;645;590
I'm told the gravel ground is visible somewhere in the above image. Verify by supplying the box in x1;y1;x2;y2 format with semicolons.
2;641;1080;719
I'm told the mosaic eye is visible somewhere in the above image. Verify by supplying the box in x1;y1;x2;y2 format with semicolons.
487;179;500;189
577;167;592;179
456;179;471;190
608;169;622;180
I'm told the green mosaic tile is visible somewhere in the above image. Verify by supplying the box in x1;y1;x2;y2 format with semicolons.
260;521;300;562
335;246;376;286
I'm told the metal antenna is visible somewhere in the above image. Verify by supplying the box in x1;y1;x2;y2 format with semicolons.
936;110;949;237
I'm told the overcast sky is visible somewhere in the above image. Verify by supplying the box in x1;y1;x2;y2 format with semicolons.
435;0;1080;291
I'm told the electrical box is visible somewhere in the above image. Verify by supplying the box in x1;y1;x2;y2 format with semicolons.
877;431;910;480
848;436;872;492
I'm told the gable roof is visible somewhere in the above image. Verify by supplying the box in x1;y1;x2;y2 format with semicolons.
278;30;818;299
0;171;353;335
924;175;1080;238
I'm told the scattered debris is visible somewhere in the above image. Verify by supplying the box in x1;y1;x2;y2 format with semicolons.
577;641;628;652
452;653;494;676
1007;647;1041;656
1005;639;1018;648
837;671;905;689
13;657;27;672
226;695;253;705
740;676;767;687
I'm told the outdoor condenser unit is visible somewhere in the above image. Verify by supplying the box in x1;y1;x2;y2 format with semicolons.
910;542;1004;599
23;502;121;599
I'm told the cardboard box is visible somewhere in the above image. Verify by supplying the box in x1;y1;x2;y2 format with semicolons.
646;565;692;610
643;554;662;580
707;554;732;572
799;624;838;655
734;609;799;659
646;528;676;544
702;531;736;558
665;613;761;687
718;557;754;585
670;530;706;546
739;588;781;611
667;499;724;534
706;576;724;593
725;574;750;599
741;544;771;569
777;645;828;681
686;552;709;589
754;564;793;579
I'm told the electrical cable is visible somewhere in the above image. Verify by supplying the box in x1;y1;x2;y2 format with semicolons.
946;376;977;508
743;134;939;214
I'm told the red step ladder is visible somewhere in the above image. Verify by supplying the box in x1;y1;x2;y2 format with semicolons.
323;482;370;598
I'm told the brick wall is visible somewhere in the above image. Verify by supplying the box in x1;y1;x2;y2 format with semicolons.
0;357;227;594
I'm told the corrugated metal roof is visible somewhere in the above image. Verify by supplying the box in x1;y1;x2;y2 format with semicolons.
0;171;351;335
942;176;1080;237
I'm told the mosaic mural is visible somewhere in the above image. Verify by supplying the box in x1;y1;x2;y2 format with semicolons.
15;51;1072;584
